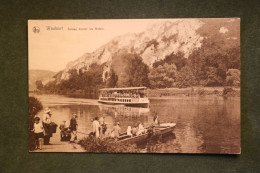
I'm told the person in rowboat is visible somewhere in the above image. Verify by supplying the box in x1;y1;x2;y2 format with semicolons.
127;126;132;137
131;125;138;136
153;112;159;125
111;122;121;141
137;123;146;136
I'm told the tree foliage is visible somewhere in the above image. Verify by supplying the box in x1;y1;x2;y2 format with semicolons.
226;69;240;86
111;50;150;87
105;69;118;88
153;52;187;70
149;63;177;88
175;65;196;88
35;80;44;90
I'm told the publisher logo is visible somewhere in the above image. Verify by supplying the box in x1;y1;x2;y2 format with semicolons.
33;26;40;33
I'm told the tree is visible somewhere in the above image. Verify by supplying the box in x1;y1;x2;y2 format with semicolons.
35;80;44;90
149;63;177;88
189;35;240;86
111;50;150;87
205;67;223;86
226;69;240;86
106;69;118;88
128;55;150;87
175;66;196;88
153;52;187;70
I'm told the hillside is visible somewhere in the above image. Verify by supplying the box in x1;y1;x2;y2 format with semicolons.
44;18;240;90
29;70;56;91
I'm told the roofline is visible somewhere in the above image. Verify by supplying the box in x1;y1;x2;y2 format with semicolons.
99;87;147;91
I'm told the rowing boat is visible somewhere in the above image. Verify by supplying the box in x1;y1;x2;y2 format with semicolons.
117;123;176;144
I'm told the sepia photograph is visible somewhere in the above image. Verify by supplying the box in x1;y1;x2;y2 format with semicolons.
28;18;240;153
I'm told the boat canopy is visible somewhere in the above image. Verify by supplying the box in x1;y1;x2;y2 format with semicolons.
99;87;147;91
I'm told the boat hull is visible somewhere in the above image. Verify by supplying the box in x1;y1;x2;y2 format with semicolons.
98;99;149;107
118;123;176;144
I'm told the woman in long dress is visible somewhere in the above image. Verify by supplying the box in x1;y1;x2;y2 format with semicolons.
92;117;100;138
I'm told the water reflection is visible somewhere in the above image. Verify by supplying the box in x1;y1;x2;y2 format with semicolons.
33;94;240;153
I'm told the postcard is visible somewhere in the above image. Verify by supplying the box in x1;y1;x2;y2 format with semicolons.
28;18;240;153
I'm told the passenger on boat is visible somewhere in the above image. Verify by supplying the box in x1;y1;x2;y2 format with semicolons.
111;122;121;140
147;124;156;137
127;126;132;137
92;117;100;138
137;123;146;136
131;125;138;136
153;112;159;125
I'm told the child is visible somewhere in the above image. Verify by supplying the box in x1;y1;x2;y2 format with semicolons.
59;120;68;141
32;117;44;150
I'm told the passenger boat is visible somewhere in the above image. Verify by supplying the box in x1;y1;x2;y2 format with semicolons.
98;87;149;107
117;123;176;144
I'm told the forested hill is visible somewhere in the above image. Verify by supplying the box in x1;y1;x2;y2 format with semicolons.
42;19;240;92
29;70;55;91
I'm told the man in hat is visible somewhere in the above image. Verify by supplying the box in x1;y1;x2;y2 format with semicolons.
69;114;78;142
42;107;52;145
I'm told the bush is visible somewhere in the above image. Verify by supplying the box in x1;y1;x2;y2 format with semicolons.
78;137;140;153
223;87;234;96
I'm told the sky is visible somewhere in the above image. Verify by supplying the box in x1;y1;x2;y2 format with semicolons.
28;19;176;72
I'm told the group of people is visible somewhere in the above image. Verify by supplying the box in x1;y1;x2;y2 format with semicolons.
59;113;78;142
101;92;144;98
32;107;160;149
91;116;108;139
32;107;78;150
32;107;56;150
90;112;160;141
91;117;122;141
126;123;146;137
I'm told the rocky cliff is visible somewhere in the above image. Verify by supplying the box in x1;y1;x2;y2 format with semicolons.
54;18;239;83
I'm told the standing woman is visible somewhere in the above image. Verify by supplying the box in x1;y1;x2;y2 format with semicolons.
42;108;52;145
92;117;100;138
69;114;78;142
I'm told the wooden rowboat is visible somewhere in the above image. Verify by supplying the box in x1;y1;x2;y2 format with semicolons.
117;123;176;144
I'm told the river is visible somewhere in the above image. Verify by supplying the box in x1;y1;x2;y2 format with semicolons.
31;94;240;154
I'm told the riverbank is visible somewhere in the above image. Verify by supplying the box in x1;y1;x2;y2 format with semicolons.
147;86;240;97
32;131;86;152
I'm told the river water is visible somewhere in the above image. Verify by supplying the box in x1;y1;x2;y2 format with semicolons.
31;94;240;154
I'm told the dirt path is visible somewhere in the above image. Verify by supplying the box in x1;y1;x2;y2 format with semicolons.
32;132;86;152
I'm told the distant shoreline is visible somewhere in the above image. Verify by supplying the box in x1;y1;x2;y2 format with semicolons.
147;86;240;97
30;86;240;99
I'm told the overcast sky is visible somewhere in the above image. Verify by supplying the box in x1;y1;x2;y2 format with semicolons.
28;19;176;72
